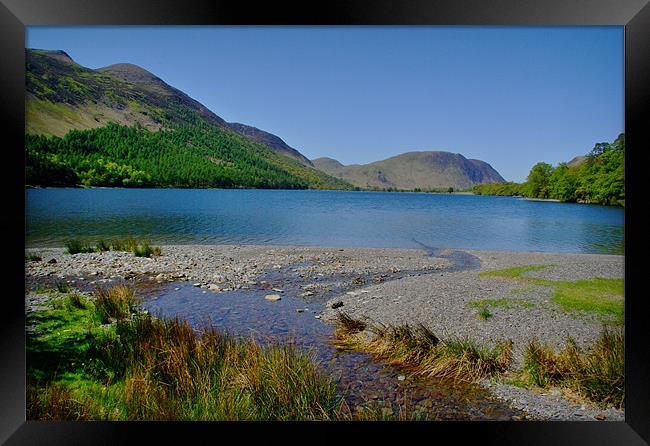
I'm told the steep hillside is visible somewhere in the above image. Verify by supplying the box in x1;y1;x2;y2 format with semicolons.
226;123;312;166
25;48;350;190
312;151;505;191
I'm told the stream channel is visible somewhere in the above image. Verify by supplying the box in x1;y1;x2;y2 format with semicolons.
137;244;521;420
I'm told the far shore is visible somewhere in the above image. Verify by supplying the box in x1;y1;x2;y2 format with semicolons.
518;197;562;202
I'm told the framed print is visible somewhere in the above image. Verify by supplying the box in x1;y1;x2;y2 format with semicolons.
2;0;649;444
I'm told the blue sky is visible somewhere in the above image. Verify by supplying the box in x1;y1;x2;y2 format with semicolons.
26;26;624;182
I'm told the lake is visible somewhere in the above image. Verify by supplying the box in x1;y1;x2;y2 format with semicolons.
25;188;624;254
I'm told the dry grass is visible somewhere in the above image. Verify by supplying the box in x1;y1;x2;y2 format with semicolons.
88;314;340;420
333;313;511;383
27;382;91;420
522;328;624;408
93;285;137;324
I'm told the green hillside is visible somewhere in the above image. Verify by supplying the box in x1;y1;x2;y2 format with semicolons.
25;48;352;190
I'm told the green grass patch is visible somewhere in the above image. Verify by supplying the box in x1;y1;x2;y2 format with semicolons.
551;278;624;325
468;297;535;310
479;264;551;285
27;285;344;421
26;297;99;382
62;237;162;257
26;253;42;262
479;265;624;324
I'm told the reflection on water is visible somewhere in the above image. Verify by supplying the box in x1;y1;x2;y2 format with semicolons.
26;189;624;254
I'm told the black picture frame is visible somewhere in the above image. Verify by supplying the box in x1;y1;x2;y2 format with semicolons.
2;0;649;444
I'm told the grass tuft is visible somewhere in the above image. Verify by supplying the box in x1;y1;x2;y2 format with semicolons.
62;237;161;257
96;239;111;253
133;241;161;258
477;307;492;321
56;281;70;293
335;312;367;336
26;253;42;262
65;293;87;310
65;239;95;255
521;329;624;408
93;285;137;324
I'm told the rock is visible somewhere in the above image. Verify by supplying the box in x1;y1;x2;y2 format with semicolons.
272;288;284;293
208;284;221;291
346;291;358;296
594;413;607;421
265;294;282;301
295;309;304;313
397;375;405;381
315;315;322;319
193;283;201;287
300;291;314;297
47;258;57;264
331;301;344;309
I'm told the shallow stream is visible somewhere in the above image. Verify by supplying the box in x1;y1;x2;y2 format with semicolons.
137;245;522;420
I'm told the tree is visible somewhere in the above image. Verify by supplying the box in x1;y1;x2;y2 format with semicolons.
523;162;553;198
548;163;578;202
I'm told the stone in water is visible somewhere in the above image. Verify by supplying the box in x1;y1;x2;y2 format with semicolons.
265;294;282;301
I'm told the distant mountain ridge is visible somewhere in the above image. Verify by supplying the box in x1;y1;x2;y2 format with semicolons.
312;151;505;190
25;48;505;191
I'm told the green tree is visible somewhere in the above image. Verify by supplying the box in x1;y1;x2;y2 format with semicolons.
523;162;553;198
548;163;578;202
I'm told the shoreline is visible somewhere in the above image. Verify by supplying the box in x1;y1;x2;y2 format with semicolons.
25;244;624;421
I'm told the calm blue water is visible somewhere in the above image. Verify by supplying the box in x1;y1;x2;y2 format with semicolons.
25;188;624;254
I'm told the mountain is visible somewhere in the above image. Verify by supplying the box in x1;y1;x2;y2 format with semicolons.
25;48;350;189
312;151;505;191
226;123;312;166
